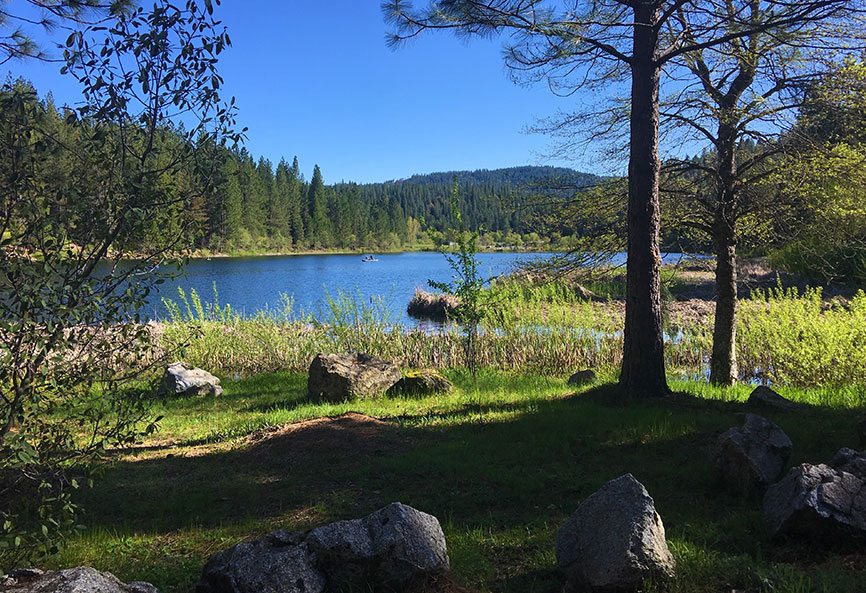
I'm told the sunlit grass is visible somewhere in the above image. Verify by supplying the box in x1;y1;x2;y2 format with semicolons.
48;369;866;593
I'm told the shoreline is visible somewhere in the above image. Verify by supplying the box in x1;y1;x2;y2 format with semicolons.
187;246;562;260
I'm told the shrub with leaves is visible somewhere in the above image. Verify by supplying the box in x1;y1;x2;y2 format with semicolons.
0;0;239;570
429;178;488;376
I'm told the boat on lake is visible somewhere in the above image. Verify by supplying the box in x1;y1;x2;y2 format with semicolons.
361;255;379;263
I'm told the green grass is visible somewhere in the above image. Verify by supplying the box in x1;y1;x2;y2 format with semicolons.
48;370;866;593
160;281;866;391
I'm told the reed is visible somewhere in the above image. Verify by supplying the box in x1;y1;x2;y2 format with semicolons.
158;284;866;394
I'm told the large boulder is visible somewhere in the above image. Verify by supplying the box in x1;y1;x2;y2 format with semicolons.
829;448;866;480
365;502;450;587
307;353;401;402
388;370;453;397
197;503;449;593
555;474;675;592
713;414;793;497
161;362;222;397
763;463;866;544
2;567;158;593
197;531;326;593
747;385;801;411
567;369;597;387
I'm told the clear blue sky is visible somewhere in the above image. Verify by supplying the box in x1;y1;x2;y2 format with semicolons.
8;0;607;183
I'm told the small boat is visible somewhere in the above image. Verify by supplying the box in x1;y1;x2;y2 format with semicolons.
361;255;379;263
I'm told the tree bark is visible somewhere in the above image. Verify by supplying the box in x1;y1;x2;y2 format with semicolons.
710;122;739;385
619;3;669;397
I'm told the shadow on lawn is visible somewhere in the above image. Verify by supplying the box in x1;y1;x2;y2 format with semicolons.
78;383;863;591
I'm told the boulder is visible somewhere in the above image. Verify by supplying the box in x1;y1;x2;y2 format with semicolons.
388;370;453;397
1;567;158;593
555;474;675;592
197;503;449;593
567;370;597;387
829;448;866;480
713;414;793;496
197;530;326;593
763;463;866;543
307;353;401;402
161;362;222;397
365;502;450;587
305;518;375;589
747;385;800;411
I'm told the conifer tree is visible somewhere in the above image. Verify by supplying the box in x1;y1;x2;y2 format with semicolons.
307;165;332;247
288;156;305;246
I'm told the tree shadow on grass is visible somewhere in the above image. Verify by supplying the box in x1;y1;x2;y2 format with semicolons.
77;383;865;592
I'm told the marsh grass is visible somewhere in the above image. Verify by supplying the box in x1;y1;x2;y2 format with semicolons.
50;370;866;593
160;283;866;396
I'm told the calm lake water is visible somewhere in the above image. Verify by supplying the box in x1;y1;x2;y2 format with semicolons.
146;251;691;326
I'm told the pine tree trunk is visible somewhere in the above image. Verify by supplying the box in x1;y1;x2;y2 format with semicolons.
710;123;739;385
711;221;738;384
619;3;669;397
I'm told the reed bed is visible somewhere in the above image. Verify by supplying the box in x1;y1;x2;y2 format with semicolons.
158;284;866;390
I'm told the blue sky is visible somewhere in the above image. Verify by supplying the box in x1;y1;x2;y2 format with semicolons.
9;0;610;183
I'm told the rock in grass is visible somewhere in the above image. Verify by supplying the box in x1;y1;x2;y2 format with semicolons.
829;448;866;480
763;463;866;543
161;362;223;397
197;531;325;593
305;503;450;590
307;353;401;402
388;369;453;397
747;385;801;411
197;503;449;593
713;414;792;497
555;474;675;592
365;502;450;588
2;567;159;593
567;369;597;387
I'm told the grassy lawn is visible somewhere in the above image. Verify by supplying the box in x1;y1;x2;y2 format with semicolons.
51;370;866;593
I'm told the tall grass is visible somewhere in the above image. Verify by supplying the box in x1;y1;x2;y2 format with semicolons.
158;284;866;393
738;286;866;387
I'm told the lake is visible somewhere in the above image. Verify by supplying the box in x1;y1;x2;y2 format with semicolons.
147;251;692;325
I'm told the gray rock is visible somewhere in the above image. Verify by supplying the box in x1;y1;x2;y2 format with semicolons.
747;385;800;411
763;463;866;543
306;518;375;589
829;448;866;481
161;362;223;397
1;567;159;593
307;353;401;402
366;502;450;588
713;414;793;496
197;504;449;593
567;370;597;387
196;531;325;593
555;474;675;592
388;370;453;397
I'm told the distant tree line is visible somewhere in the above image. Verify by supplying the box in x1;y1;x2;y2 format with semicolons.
11;81;608;254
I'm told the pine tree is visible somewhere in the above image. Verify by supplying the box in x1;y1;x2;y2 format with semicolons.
287;156;305;247
271;159;292;244
307;165;332;248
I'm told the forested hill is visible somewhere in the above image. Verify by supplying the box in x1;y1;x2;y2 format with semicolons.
335;166;603;238
383;166;602;188
10;78;605;254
